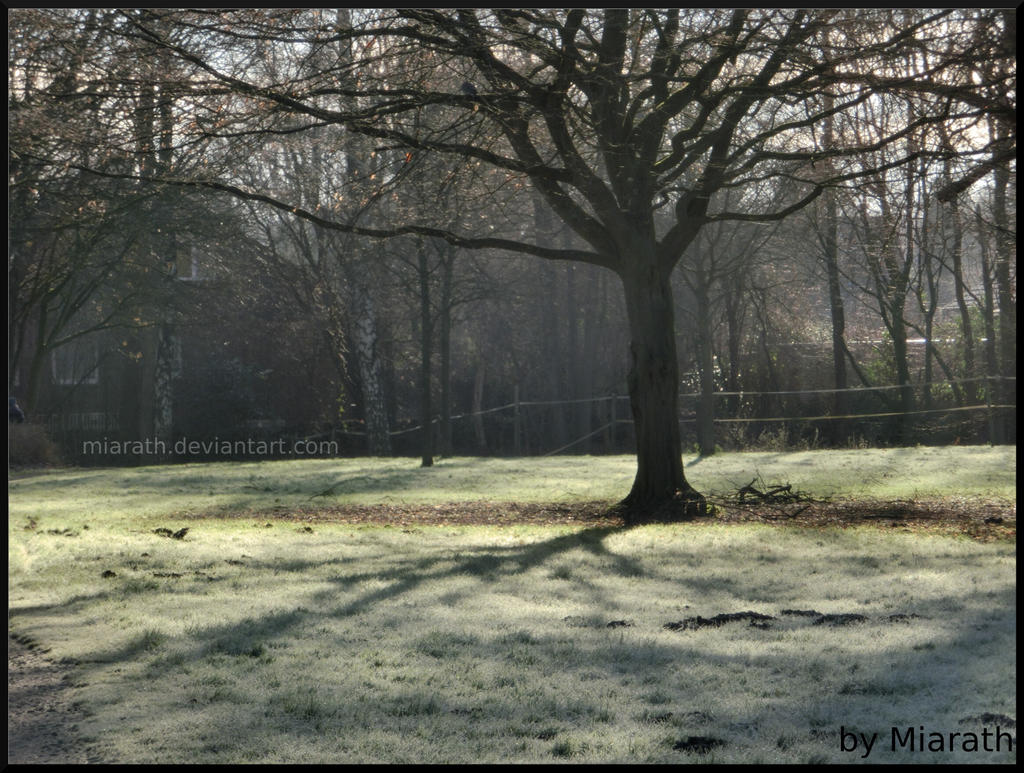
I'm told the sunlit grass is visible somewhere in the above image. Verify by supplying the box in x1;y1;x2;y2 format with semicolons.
7;447;1016;763
8;524;1015;763
8;447;1016;531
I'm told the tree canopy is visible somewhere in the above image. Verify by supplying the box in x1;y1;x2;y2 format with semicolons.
10;9;1014;517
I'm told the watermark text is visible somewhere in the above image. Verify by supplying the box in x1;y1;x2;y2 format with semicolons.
81;436;339;458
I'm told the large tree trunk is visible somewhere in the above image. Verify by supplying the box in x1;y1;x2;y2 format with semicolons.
619;261;705;520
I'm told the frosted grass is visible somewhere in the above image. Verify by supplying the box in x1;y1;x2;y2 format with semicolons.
8;448;1014;763
8;523;1014;764
8;446;1016;529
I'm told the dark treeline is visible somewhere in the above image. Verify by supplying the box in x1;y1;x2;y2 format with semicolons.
8;10;1015;490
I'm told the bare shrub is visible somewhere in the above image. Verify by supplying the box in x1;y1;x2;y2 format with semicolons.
9;423;62;468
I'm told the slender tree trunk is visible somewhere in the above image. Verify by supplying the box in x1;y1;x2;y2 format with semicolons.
565;260;579;448
577;265;597;452
619;259;705;520
23;305;52;415
872;193;913;444
417;238;433;467
724;287;743;421
897;174;917;442
889;305;913;443
438;247;454;457
989;35;1015;438
348;281;391;456
919;193;937;412
155;68;178;459
153;323;176;458
936;135;978;407
818;50;848;445
472;359;486;453
922;311;934;411
976;207;1000;442
822;182;849;441
9;322;26;398
543;263;566;450
694;276;716;456
336;8;393;455
948;200;976;405
534;201;566;451
991;136;1016;443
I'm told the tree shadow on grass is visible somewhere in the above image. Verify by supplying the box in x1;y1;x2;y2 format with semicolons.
326;525;637;618
11;523;1015;763
10;523;637;668
71;583;1017;763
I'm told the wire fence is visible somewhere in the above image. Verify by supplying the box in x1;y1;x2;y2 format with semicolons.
40;375;1014;463
325;375;1015;455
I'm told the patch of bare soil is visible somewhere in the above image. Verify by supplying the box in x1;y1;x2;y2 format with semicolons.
179;496;1015;542
706;495;1016;542
7;633;97;764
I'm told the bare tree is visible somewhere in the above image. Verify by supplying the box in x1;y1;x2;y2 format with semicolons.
9;9;193;422
22;9;1007;516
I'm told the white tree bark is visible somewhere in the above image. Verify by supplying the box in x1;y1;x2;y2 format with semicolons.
346;276;391;456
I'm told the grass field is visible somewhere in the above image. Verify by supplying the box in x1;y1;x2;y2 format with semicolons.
8;447;1017;763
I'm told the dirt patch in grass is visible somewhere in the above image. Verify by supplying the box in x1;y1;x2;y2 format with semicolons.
662;610;913;632
7;634;95;764
181;496;1015;542
708;495;1016;542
